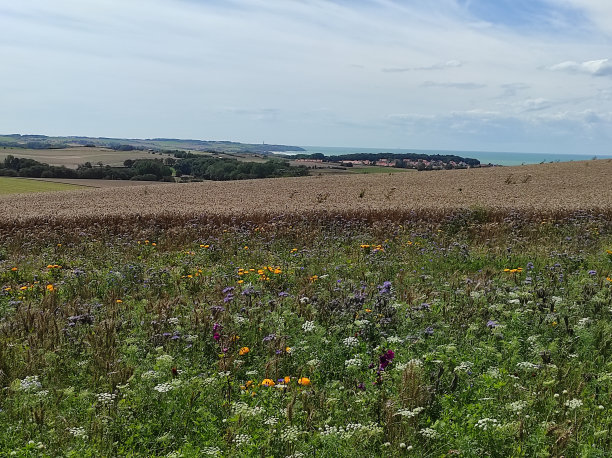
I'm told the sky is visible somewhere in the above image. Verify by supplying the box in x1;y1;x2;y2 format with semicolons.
1;0;612;154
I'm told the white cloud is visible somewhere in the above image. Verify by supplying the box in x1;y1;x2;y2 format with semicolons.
499;83;530;97
518;98;553;112
382;60;462;73
547;0;612;36
421;81;486;90
549;59;612;76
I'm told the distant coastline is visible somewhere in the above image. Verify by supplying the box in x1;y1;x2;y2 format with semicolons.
295;146;612;166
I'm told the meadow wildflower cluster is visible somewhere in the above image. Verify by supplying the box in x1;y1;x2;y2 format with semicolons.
0;210;611;456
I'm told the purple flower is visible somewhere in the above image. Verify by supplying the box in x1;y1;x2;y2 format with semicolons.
356;382;366;391
487;320;499;328
263;333;276;342
588;270;597;276
278;291;289;297
424;326;434;336
378;281;392;295
377;349;395;372
222;286;235;294
414;302;430;311
223;293;234;303
213;332;220;341
242;286;256;296
213;323;222;332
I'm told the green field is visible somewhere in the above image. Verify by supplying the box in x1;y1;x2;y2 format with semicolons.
0;177;86;195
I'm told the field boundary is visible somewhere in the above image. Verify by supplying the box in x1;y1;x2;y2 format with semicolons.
1;207;610;238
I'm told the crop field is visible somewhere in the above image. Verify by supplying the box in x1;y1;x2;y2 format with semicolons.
0;159;611;223
0;177;87;195
0;147;164;169
0;161;611;456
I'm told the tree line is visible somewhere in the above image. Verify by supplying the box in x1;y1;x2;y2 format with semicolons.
0;155;309;182
174;156;309;180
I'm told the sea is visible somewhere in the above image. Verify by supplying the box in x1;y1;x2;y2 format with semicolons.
293;146;612;166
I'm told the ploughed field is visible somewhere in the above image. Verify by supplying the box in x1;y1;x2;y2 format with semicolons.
1;160;611;456
1;160;611;223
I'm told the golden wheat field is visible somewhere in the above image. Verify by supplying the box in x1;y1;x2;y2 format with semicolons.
1;160;611;224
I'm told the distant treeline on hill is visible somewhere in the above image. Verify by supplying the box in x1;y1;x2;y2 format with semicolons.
0;140;70;150
1;133;306;154
0;154;309;182
292;152;480;169
0;155;174;181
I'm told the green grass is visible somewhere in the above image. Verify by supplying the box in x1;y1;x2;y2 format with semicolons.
0;177;86;195
0;212;611;456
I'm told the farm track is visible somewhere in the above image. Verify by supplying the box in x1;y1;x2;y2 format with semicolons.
1;160;611;228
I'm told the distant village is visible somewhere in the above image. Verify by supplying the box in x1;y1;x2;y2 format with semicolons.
294;156;486;170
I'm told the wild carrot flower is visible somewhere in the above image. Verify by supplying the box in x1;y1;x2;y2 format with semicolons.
565;398;583;410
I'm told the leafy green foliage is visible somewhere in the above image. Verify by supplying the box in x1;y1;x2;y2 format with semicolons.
174;157;309;180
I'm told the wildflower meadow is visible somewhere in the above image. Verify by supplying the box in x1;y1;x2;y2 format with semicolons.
0;210;611;456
